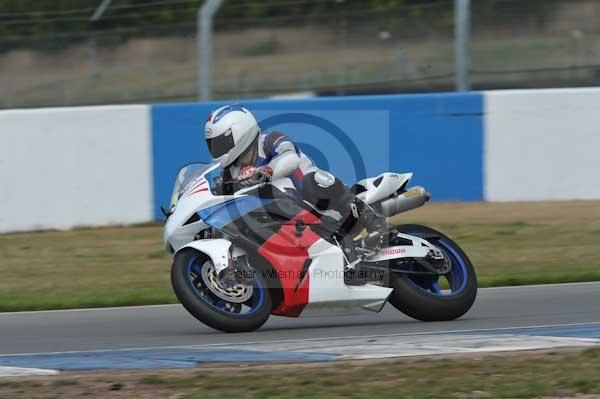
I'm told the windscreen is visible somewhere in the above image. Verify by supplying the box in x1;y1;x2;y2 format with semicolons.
169;162;221;210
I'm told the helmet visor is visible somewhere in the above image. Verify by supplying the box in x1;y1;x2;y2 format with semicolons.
206;130;235;159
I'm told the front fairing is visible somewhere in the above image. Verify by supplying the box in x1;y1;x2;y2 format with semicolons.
168;162;222;212
164;163;227;252
198;185;312;250
163;162;316;253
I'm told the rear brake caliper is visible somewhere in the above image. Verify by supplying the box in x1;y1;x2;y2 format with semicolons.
419;248;451;274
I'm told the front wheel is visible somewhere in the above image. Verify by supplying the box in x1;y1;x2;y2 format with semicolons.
171;248;272;333
388;224;477;321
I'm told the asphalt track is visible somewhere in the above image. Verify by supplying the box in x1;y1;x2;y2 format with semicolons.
1;282;599;356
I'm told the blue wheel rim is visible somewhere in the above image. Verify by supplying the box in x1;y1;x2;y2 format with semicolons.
403;235;469;297
186;256;265;318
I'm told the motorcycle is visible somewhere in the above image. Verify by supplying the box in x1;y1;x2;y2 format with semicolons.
163;163;477;333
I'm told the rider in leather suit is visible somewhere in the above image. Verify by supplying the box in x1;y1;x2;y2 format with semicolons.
205;104;393;283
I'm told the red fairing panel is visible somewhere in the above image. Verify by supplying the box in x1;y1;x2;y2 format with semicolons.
258;210;321;317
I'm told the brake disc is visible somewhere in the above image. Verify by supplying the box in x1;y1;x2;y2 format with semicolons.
200;261;253;303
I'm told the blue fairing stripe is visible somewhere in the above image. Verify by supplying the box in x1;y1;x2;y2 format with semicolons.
198;196;274;229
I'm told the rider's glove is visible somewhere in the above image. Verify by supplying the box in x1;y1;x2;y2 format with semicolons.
237;166;273;186
257;166;273;180
237;166;257;184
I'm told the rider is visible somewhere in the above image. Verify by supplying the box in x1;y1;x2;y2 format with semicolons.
204;104;393;271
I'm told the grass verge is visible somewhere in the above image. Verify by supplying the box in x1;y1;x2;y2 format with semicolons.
1;201;599;312
1;348;600;398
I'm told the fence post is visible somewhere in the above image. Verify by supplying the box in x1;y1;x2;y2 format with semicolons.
455;0;471;92
89;0;113;80
198;0;223;102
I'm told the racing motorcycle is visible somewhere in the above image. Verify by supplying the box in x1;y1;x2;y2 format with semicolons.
163;163;477;333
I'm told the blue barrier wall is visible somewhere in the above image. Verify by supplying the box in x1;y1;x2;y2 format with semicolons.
6;89;600;233
151;93;483;219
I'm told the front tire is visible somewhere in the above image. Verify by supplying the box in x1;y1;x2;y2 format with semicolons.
171;248;272;333
388;224;477;321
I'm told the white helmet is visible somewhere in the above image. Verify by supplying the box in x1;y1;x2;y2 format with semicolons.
204;104;260;168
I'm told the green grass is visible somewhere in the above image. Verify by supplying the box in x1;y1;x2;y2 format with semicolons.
145;348;600;398
50;380;79;387
1;201;599;312
1;348;599;398
0;224;177;311
139;375;168;385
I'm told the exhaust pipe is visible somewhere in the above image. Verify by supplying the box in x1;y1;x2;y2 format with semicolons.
376;186;430;217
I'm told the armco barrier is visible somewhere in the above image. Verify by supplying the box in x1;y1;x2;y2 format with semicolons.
3;88;598;233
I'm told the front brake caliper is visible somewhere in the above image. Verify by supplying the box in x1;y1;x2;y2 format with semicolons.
218;255;254;286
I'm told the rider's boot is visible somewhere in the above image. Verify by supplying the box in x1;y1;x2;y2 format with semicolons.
340;236;367;286
353;198;397;250
343;199;398;286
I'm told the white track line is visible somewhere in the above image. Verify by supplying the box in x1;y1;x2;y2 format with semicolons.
481;281;600;290
0;303;179;316
1;320;599;358
1;281;599;316
0;367;58;377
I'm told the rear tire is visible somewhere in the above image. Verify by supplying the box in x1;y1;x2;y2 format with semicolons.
388;224;477;321
171;248;272;333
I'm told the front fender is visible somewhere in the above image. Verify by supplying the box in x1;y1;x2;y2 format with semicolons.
176;239;232;274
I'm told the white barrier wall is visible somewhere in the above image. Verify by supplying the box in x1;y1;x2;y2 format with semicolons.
0;105;153;232
1;88;600;233
484;88;600;201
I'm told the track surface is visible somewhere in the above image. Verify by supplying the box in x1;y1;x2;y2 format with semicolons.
1;283;599;356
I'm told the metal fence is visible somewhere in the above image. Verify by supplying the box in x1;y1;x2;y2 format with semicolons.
470;0;600;90
1;0;600;109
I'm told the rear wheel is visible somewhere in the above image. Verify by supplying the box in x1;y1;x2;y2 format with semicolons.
171;248;272;333
388;224;477;321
